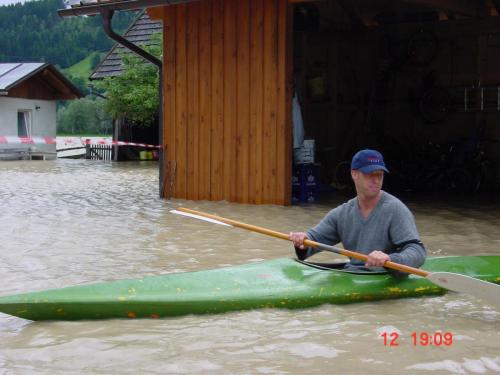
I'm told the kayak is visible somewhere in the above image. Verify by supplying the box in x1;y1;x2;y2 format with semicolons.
0;256;499;321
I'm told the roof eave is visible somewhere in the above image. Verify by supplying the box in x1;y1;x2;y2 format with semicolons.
2;63;83;99
58;0;196;17
3;63;49;91
44;65;84;98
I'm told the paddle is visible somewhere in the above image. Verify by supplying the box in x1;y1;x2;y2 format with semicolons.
172;207;500;308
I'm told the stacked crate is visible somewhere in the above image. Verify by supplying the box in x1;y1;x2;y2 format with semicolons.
292;163;320;203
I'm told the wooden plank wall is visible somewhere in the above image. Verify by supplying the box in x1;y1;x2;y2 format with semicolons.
157;0;292;205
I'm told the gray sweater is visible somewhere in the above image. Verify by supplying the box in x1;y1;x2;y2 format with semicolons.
297;192;426;275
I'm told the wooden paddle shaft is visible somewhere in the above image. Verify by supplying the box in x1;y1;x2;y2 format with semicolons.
178;207;429;277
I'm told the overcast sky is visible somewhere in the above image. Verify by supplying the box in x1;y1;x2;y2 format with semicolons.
0;0;31;6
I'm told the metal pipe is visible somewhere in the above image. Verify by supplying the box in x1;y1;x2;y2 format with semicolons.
101;9;161;68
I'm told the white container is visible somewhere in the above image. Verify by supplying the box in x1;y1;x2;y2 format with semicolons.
294;139;315;164
303;139;315;150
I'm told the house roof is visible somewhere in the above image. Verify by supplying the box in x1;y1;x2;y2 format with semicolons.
90;11;162;80
0;63;45;91
58;0;497;20
0;63;83;99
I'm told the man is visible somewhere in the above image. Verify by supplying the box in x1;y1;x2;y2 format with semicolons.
289;149;426;276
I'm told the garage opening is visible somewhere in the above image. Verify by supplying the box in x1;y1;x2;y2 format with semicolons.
291;1;499;203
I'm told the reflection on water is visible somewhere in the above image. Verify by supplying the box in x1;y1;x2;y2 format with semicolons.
0;160;498;374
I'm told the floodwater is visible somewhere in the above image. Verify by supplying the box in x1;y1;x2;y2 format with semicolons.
0;159;498;375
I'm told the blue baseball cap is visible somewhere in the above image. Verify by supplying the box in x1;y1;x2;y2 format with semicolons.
351;149;389;174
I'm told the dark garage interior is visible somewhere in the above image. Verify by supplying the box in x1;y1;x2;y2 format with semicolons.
291;0;500;200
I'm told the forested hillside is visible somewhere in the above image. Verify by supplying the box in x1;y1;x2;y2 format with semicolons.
0;0;137;69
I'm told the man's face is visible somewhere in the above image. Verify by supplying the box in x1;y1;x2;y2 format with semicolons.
351;170;384;198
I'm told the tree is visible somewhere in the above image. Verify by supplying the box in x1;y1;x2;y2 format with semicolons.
0;0;137;68
66;73;89;96
96;33;162;126
57;97;111;135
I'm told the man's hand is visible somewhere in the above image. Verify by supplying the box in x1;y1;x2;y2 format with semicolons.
289;232;309;249
365;250;390;267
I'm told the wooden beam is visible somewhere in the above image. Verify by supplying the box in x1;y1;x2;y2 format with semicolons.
41;70;72;96
223;0;237;202
198;0;211;201
186;1;199;200
175;4;188;199
210;0;224;201
163;5;175;199
249;0;264;204
146;6;164;20
402;0;490;18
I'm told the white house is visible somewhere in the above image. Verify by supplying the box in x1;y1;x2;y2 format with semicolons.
0;63;82;160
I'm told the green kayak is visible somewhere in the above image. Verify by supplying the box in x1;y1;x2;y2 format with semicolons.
0;256;499;321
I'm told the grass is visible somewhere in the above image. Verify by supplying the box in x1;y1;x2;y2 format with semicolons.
64;52;104;81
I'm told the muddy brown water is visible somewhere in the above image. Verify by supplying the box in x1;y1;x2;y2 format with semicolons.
0;160;498;374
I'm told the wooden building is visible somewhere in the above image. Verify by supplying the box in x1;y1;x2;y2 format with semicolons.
60;0;500;204
150;0;292;204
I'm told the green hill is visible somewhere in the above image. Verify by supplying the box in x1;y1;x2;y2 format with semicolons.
62;52;105;95
0;0;137;69
65;52;104;80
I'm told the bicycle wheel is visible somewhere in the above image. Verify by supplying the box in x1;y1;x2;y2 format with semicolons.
434;168;471;194
407;29;438;66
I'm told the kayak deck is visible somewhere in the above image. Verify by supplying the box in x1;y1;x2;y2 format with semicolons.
0;256;499;321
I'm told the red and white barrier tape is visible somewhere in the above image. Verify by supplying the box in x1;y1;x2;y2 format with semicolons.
0;136;56;145
0;136;161;149
81;139;161;149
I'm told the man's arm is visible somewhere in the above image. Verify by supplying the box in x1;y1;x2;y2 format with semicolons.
290;207;342;260
386;202;427;276
388;240;427;269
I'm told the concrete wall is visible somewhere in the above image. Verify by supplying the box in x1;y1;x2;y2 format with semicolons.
0;97;56;158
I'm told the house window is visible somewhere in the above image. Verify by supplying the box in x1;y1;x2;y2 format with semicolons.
17;110;31;137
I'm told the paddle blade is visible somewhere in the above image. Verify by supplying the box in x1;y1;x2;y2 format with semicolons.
426;272;500;308
170;210;233;227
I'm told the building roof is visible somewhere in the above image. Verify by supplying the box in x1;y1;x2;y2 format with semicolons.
0;63;45;92
58;0;495;20
0;63;83;99
59;0;195;17
90;11;162;80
